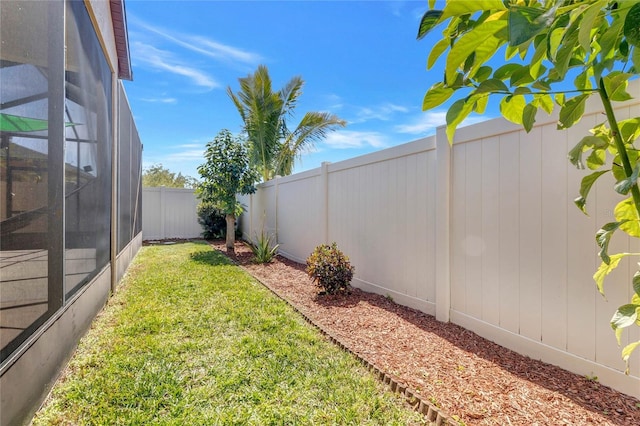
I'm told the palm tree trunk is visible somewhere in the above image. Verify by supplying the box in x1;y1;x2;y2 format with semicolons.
225;214;235;252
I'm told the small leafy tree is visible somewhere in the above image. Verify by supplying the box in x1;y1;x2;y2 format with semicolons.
197;130;258;252
417;0;640;369
142;163;198;188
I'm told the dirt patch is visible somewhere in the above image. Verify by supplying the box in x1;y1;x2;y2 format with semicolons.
210;239;640;425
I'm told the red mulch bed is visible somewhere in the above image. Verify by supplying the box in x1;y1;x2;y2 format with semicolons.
208;239;640;426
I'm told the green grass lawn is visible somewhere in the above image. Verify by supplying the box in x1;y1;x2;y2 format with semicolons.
32;242;426;425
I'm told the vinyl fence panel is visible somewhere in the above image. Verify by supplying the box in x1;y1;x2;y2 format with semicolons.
142;187;201;240
239;82;640;398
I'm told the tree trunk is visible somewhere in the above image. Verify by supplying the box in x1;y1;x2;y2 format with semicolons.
225;214;235;252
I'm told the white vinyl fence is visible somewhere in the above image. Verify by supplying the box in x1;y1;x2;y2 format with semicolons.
142;187;201;240
239;82;640;399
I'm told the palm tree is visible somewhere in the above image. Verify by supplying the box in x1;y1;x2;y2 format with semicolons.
227;65;346;182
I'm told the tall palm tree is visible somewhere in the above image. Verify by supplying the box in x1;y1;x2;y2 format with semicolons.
227;65;346;182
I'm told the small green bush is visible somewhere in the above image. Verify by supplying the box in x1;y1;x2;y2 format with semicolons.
246;231;279;264
196;202;226;239
306;243;354;295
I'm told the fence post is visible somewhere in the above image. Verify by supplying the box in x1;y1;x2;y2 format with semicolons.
159;186;166;239
435;126;451;322
274;177;279;244
248;193;254;241
321;162;330;244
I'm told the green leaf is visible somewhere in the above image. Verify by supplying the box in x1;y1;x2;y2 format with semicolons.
633;270;640;297
614;164;640;195
578;1;606;53
446;98;474;143
467;34;505;83
445;20;508;85
594;253;629;296
474;66;492;82
523;103;537;133
494;63;522;80
532;79;551;91
548;27;565;61
508;4;558;47
417;10;444;40
473;94;489;114
500;95;525;125
574;170;607;214
554;27;579;80
596;221;627;264
510;65;534;87
619;118;640;143
574;68;595;91
603;72;633;102
475;78;509;94
422;84;454;110
624;2;640;47
615;197;640;238
586;149;606;170
622;341;640;371
558;94;588;130
620;39;630;58
505;44;519;60
512;87;531;96
463;51;476;73
440;0;506;22
427;38;450;69
529;37;548;79
597;14;625;78
612;150;640;182
533;94;554;115
631;45;640;72
611;304;639;332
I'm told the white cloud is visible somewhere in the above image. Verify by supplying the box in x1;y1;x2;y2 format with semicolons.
322;130;388;150
344;102;409;124
187;35;262;65
395;111;491;135
131;41;219;89
140;97;177;104
388;0;406;17
129;15;262;67
394;111;447;134
176;143;205;150
322;93;344;111
167;149;206;162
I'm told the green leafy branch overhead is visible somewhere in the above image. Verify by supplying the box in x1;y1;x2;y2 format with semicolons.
418;0;640;369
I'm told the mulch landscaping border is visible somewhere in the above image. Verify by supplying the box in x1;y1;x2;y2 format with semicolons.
208;241;458;426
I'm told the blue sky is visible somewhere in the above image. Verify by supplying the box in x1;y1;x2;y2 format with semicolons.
123;0;491;179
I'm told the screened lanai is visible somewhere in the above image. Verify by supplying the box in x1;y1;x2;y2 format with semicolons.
1;2;141;423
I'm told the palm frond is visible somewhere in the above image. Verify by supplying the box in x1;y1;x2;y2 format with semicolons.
276;112;346;176
228;65;346;181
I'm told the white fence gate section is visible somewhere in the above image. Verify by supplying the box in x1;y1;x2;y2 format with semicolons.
239;82;640;399
142;187;201;240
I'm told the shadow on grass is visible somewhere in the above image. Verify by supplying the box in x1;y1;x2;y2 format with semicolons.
143;238;205;246
189;249;233;267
